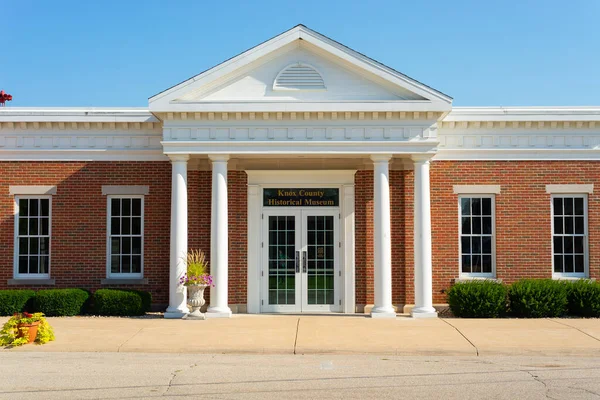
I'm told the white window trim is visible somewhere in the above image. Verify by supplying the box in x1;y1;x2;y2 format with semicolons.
453;185;501;194
546;184;593;194
551;194;589;279
9;186;57;195
102;185;149;196
458;194;496;279
13;195;52;279
106;195;145;279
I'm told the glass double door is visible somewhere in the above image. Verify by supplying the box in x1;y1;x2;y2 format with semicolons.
262;209;340;313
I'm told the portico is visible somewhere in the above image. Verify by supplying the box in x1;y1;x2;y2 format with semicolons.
154;25;451;318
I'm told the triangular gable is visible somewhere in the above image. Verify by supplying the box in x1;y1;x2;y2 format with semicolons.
149;25;452;112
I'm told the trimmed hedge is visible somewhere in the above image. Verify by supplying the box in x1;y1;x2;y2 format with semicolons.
93;289;152;316
508;279;568;318
567;280;600;317
447;280;508;318
33;289;90;316
0;290;36;316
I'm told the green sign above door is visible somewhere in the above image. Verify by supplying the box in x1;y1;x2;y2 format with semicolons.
263;188;339;207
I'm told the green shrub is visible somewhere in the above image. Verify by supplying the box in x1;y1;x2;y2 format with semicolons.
92;289;151;316
0;290;36;316
567;280;600;317
33;289;90;316
447;280;508;318
508;279;568;318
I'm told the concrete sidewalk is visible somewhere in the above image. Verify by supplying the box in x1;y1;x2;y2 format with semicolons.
2;314;600;356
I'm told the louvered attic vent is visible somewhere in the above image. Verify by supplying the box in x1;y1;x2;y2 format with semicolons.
273;63;326;91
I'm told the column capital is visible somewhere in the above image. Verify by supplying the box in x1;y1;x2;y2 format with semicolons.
208;154;230;162
411;154;434;164
168;154;189;163
370;154;392;163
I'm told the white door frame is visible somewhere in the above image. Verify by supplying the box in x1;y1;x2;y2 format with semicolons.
246;170;356;314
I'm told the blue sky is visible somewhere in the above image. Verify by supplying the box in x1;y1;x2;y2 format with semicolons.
2;0;599;107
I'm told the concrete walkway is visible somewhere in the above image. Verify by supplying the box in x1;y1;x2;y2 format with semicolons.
2;315;600;356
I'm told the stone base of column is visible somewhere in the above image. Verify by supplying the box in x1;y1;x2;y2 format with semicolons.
205;307;232;318
164;309;188;319
411;307;438;319
370;306;397;319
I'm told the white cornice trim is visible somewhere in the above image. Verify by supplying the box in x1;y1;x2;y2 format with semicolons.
445;107;600;122
434;149;600;161
0;108;157;123
0;150;168;162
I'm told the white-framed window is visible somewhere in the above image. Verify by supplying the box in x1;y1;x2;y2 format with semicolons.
107;196;144;278
551;194;588;278
14;196;51;278
459;195;495;277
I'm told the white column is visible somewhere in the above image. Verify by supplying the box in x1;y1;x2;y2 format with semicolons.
342;184;356;314
370;155;396;318
412;155;437;318
206;155;232;318
165;154;189;319
246;184;260;314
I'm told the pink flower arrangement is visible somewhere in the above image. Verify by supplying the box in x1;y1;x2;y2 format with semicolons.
179;273;214;287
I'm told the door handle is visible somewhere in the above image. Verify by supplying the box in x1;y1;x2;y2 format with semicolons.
302;250;307;273
295;251;300;273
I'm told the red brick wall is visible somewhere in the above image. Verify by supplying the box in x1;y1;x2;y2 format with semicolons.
187;170;247;305
430;160;600;303
0;162;172;304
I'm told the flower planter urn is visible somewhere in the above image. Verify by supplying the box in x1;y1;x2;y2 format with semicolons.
17;321;40;344
186;284;208;320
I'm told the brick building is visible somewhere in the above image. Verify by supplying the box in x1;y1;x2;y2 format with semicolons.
1;25;598;318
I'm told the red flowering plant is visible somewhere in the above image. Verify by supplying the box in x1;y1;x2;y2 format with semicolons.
179;249;214;287
0;312;55;346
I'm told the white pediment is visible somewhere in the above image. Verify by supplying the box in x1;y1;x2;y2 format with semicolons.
149;25;452;112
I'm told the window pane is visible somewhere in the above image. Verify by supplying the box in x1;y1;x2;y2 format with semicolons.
553;236;563;254
574;197;584;216
564;198;574;216
461;198;471;216
29;218;38;236
111;255;120;273
472;237;481;253
40;256;49;274
482;236;492;254
461;236;471;254
19;238;28;255
121;256;131;273
482;198;492;216
40;199;49;217
575;217;585;235
131;256;142;274
461;217;471;234
553;217;563;234
111;198;121;216
39;238;49;255
30;199;39;216
19;218;28;235
564;255;574;273
574;236;584;254
553;197;563;216
19;199;29;216
29;237;39;255
122;199;131;216
575;255;585;273
472;255;482;273
482;217;492;235
111;238;120;254
29;256;39;274
461;255;471;273
472;217;481;235
122;237;131;254
121;217;131;235
40;218;49;235
111;217;120;235
564;217;574;234
564;237;573;253
554;255;563;273
19;256;28;274
132;217;142;235
132;237;142;254
132;199;142;217
482;255;492;273
472;198;481;216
